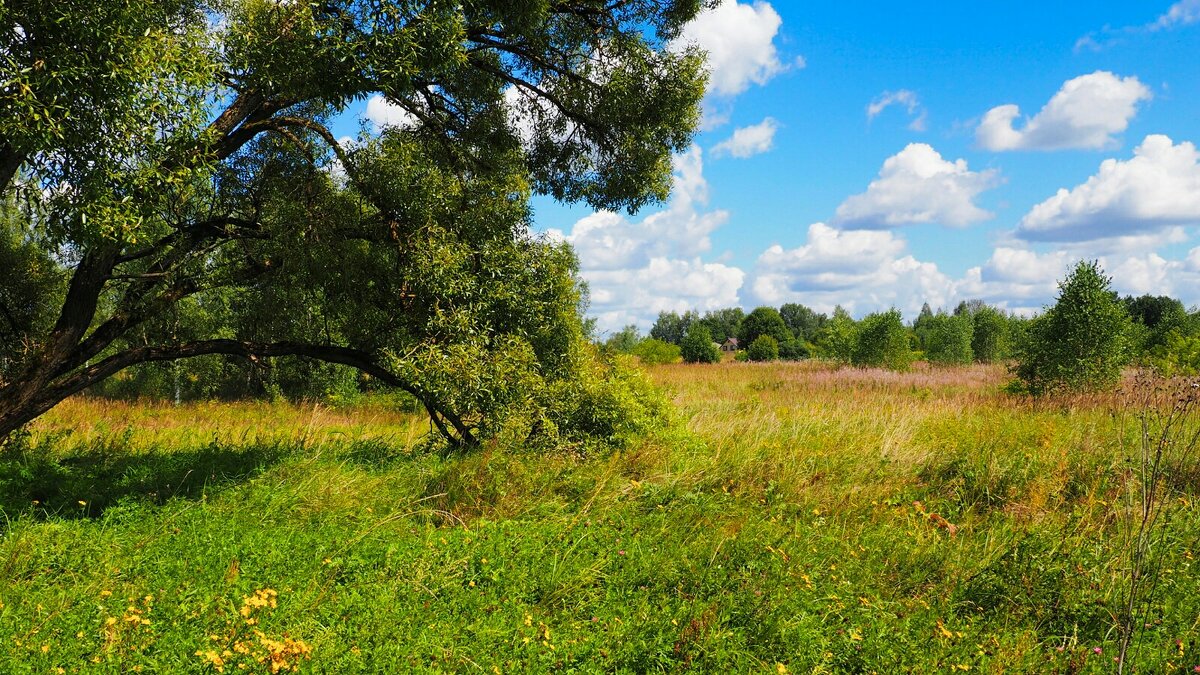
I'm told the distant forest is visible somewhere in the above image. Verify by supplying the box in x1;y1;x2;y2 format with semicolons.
603;283;1199;376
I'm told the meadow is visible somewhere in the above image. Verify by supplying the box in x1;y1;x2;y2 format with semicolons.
1;361;1198;673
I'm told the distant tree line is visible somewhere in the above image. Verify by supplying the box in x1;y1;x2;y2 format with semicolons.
602;260;1200;395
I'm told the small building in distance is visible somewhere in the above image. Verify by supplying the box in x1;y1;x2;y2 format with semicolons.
721;337;738;352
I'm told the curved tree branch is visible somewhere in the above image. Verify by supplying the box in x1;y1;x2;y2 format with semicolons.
34;340;477;446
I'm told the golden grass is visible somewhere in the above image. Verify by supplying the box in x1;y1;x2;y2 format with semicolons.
31;395;428;451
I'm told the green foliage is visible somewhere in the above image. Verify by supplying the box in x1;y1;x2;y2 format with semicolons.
0;0;709;447
779;339;811;361
815;306;858;363
1013;261;1133;396
1124;294;1191;352
739;307;791;348
680;325;721;364
604;325;643;354
954;299;988;318
747;335;780;362
912;303;936;350
650;311;698;345
780;303;826;341
971;306;1009;364
852;309;912;371
631;338;681;366
924;314;974;366
0;201;65;379
1145;331;1200;376
8;365;1200;672
697;307;744;344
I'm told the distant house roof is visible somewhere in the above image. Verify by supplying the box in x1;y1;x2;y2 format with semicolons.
722;337;738;349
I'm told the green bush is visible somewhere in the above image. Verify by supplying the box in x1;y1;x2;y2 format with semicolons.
631;338;681;365
1012;260;1132;395
971;306;1009;363
925;314;973;366
814;306;857;363
604;325;642;353
680;325;721;364
1145;331;1200;376
747;335;780;362
852;309;912;371
779;339;811;361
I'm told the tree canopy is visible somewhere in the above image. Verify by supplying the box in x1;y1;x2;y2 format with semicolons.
0;0;709;444
1013;261;1132;396
738;307;791;348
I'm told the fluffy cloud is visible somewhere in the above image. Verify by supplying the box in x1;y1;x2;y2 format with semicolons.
671;1;788;98
1152;0;1200;29
976;72;1151;151
363;94;418;130
554;145;744;331
585;259;745;331
957;245;1200;315
565;146;727;271
954;248;1072;313
866;90;927;131
710;118;779;158
832;144;1000;229
1016;135;1200;241
749;223;955;316
1095;249;1200;301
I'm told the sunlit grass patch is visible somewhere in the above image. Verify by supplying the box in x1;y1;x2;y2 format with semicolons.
1;364;1198;672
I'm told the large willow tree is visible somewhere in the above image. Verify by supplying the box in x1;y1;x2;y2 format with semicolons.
0;0;707;444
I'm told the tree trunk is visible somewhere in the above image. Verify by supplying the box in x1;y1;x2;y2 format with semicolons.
0;339;478;447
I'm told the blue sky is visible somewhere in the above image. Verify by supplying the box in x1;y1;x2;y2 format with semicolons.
355;1;1200;333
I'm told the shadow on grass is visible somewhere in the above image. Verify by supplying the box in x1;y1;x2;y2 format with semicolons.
0;432;297;523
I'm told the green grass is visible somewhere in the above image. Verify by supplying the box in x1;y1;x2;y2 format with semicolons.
2;364;1200;673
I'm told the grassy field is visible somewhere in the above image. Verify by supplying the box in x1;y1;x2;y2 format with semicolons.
2;362;1199;673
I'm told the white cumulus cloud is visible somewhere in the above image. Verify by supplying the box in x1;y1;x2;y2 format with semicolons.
585;259;746;332
554;145;744;331
710;118;779;158
832;144;1000;229
1016;134;1200;242
955;247;1073;313
566;146;727;270
671;1;789;98
748;223;955;316
363;94;419;130
976;71;1151;151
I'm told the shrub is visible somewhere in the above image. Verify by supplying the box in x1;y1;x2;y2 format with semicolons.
680;325;721;364
971;306;1008;363
779;339;810;361
1012;260;1132;395
631;338;681;365
925;314;973;366
814;307;857;363
1145;331;1200;376
747;335;780;362
852;309;912;371
604;325;642;353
